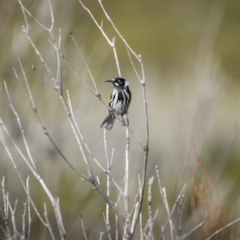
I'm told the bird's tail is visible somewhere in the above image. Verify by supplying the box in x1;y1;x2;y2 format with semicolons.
100;114;116;131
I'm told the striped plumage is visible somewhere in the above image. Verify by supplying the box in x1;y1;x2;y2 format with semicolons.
100;77;131;130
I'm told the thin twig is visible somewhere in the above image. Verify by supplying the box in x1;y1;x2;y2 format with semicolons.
22;199;27;239
0;124;48;226
14;68;88;181
78;0;114;47
26;177;31;238
99;231;105;240
176;191;186;239
143;210;159;238
68;30;99;93
139;212;143;240
44;204;55;240
124;114;130;238
2;85;67;239
115;215;119;240
126;46;141;80
31;64;55;89
17;0;53;31
146;177;154;240
1;177;11;238
181;222;204;239
98;0;140;61
156;166;187;240
4;81;38;173
59;91;94;179
103;129;111;240
103;213;112;240
8;199;20;239
112;37;121;77
80;213;88;240
205;218;240;240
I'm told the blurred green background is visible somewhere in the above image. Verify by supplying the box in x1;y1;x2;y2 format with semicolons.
1;0;240;239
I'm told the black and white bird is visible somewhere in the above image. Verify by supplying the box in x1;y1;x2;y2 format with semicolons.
100;77;131;130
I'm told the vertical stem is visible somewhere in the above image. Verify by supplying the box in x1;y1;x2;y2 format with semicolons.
147;177;154;240
124;127;129;206
123;114;130;239
104;129;111;239
130;81;149;236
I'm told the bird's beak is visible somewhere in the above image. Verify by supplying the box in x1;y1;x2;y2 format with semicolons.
105;79;114;84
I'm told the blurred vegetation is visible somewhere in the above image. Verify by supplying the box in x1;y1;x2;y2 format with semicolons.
1;0;240;239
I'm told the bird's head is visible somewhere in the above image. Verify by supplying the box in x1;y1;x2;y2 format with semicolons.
105;77;129;89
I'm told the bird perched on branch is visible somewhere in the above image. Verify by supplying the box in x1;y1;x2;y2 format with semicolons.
100;77;131;130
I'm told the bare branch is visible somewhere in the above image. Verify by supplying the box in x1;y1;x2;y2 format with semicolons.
0;127;49;226
156;166;187;240
103;213;112;240
22;200;27;238
205;218;240;240
123;115;130;237
99;231;105;240
2;84;67;239
26;177;31;238
98;0;139;62
14;71;87;180
176;190;186;239
4;81;38;173
115;215;119;240
146;177;154;240
1;177;11;238
112;37;121;77
103;129;111;240
67;30;99;93
78;0;114;47
182;222;204;239
80;213;88;240
44;204;55;240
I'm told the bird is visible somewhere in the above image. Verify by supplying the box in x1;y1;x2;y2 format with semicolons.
100;77;131;130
